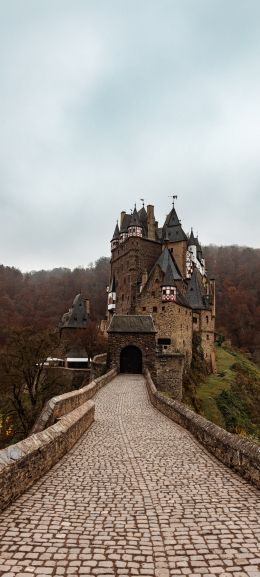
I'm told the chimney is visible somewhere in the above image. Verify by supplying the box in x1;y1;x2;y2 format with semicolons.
120;211;126;230
147;205;156;241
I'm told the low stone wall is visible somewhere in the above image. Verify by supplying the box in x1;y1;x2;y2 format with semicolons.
90;353;108;380
32;368;117;433
145;369;260;490
0;400;95;514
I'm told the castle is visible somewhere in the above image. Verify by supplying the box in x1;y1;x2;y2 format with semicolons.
106;199;216;397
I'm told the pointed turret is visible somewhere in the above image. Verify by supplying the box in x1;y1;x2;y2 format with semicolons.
111;222;120;250
188;228;196;247
163;203;187;243
128;205;143;237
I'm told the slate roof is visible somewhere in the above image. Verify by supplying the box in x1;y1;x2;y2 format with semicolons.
129;207;143;228
186;268;208;310
107;315;156;333
59;294;89;328
162;262;176;286
154;247;182;281
163;206;187;242
112;222;120;240
188;228;196;247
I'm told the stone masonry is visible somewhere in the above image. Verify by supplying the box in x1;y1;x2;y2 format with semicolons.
0;375;259;577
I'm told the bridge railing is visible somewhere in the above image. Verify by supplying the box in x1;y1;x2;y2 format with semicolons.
145;369;260;490
0;368;117;514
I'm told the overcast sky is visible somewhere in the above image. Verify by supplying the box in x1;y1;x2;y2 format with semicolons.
0;0;259;271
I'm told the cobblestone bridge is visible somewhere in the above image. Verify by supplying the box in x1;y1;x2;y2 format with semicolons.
0;375;259;577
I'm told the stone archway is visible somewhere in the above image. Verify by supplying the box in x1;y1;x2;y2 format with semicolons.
120;345;143;374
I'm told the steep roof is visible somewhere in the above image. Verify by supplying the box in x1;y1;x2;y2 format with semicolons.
108;314;156;333
186;268;208;310
112;222;120;240
163;205;187;242
155;247;182;281
129;207;142;228
59;294;89;328
162;262;176;286
188;228;197;247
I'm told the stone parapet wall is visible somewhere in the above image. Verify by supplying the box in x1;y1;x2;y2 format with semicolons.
145;369;260;490
0;400;95;514
32;368;117;433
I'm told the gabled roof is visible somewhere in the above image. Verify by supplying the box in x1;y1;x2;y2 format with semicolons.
108;314;156;333
59;294;89;328
112;222;120;240
155;247;182;281
186;268;208;310
163;205;187;242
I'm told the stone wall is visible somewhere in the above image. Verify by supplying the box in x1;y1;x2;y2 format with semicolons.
32;369;117;433
155;353;184;399
137;272;193;364
0;401;95;514
145;369;260;490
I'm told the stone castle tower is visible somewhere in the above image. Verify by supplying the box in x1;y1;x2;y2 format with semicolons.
107;200;216;396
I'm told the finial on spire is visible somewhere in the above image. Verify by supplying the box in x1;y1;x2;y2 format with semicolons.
169;194;178;206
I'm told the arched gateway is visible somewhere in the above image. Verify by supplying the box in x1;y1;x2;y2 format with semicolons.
120;345;142;374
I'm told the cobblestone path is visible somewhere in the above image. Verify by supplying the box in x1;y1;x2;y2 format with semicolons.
0;375;259;577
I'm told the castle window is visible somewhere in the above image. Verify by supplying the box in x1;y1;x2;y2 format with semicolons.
193;317;198;324
162;306;165;311
207;334;209;340
122;294;124;301
142;306;146;311
158;338;171;345
153;306;157;313
206;315;209;323
152;291;155;297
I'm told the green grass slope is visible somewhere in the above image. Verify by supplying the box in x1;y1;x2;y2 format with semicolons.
183;344;260;443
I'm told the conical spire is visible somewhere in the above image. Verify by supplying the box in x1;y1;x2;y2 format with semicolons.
163;203;187;242
129;205;142;228
188;228;196;247
112;221;120;240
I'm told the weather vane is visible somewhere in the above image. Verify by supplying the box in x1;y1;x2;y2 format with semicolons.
169;194;178;206
140;198;145;207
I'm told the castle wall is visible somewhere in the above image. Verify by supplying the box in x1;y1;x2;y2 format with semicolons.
136;273;193;364
192;309;216;371
111;236;161;314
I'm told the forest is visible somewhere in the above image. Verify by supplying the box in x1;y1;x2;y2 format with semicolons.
0;246;259;448
0;246;259;360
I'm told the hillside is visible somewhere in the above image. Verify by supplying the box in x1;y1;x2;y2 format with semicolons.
0;245;259;358
183;343;260;443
